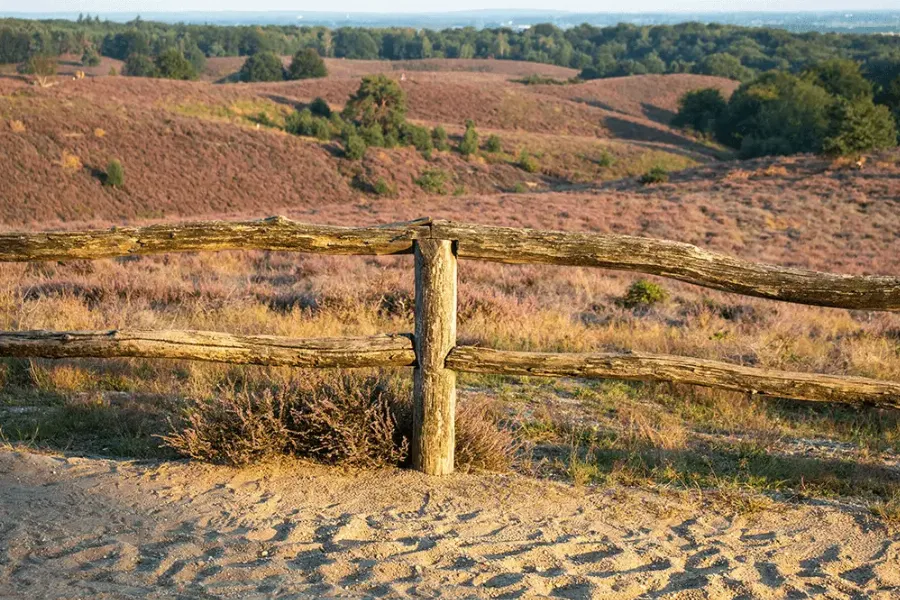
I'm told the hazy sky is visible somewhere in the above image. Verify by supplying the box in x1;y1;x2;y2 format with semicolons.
3;1;899;13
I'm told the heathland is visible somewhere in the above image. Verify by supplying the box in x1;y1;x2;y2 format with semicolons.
1;44;900;598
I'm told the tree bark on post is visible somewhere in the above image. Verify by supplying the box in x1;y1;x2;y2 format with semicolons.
412;238;458;475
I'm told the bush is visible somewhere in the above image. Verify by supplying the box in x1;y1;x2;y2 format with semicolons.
309;97;332;118
81;47;101;67
122;53;157;77
432;126;450;151
821;97;897;156
622;280;668;309
373;178;395;196
596;149;615;167
415;168;449;194
485;134;503;153
23;54;57;87
344;133;367;160
640;166;669;185
154;48;196;80
359;122;385;147
163;372;517;471
239;51;284;82
104;159;125;188
517;149;540;173
402;123;433;153
287;48;327;80
343;74;407;141
672;88;727;136
458;119;479;156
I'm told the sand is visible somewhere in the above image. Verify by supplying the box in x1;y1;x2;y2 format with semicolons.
0;449;897;599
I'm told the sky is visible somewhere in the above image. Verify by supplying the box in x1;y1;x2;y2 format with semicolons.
2;1;899;13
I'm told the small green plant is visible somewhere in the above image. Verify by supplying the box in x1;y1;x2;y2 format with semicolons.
621;280;668;309
458;119;479;156
512;182;530;193
402;123;434;154
597;149;615;167
373;177;395;197
360;122;385;147
640;166;669;185
104;159;125;188
485;134;503;153
81;47;101;67
415;168;449;194
308;97;332;118
344;134;367;160
517;149;540;173
432;126;450;151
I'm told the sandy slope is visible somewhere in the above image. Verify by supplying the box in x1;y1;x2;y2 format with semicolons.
1;450;898;599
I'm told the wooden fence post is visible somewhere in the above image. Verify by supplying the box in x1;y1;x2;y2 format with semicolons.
412;238;458;475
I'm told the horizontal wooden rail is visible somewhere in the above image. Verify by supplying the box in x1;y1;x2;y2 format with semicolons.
446;346;900;407
1;216;898;311
0;330;416;369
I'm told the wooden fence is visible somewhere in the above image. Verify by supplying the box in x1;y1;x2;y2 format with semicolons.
1;216;899;475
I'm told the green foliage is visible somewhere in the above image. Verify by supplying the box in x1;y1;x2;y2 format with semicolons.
622;280;668;309
695;53;753;82
402;123;433;154
804;59;872;100
344;133;367;160
104;159;125;188
308;97;332;118
22;54;57;78
640;166;669;185
373;178;395;197
359;122;385;147
431;126;450;151
286;108;333;140
343;74;407;142
287;48;327;80
154;48;197;80
238;51;284;82
517;149;540;173
122;53;157;77
458;119;479;156
81;46;101;67
484;134;503;153
672;88;728;136
596;149;615;167
415;168;449;195
822;98;898;157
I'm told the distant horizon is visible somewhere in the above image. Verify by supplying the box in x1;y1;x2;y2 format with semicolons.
5;8;900;15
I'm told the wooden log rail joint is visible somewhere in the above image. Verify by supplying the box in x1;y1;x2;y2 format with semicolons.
1;215;898;474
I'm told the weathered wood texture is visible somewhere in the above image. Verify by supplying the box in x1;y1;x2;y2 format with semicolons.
0;330;416;369
1;216;898;311
412;239;458;476
435;221;900;312
0;216;428;262
447;347;900;407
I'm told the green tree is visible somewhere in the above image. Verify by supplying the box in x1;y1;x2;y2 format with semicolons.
342;75;407;141
81;46;101;67
458;119;478;156
695;53;753;82
154;48;196;80
239;51;284;82
822;97;897;156
22;54;57;87
105;159;125;188
672;88;728;136
432;126;450;151
344;133;367;160
804;59;872;100
485;134;502;153
123;53;157;77
308;97;332;118
287;48;327;80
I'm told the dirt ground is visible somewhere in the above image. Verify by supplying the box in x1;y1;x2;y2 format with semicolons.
1;449;897;599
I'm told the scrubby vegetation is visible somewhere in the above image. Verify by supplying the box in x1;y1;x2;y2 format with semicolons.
104;159;125;187
458;120;479;156
238;50;284;82
287;48;327;80
675;59;899;157
639;166;669;184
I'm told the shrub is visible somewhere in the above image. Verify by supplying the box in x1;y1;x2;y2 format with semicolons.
432;126;450;151
81;47;101;67
122;53;157;77
373;178;395;196
458;119;479;156
821;97;897;157
596;149;615;167
622;280;668;308
287;48;327;80
108;66;117;76
402;123;433;153
343;74;407;141
359;122;385;147
672;88;728;136
485;134;503;153
105;159;125;188
60;151;82;173
23;54;56;87
154;48;197;80
239;51;284;82
309;96;332;118
517;149;540;173
454;398;520;472
285;108;314;135
640;166;669;185
344;133;367;160
415;168;449;194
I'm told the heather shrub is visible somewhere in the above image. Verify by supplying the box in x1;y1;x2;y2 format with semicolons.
432;126;450;151
621;280;668;308
104;159;125;187
454;398;520;472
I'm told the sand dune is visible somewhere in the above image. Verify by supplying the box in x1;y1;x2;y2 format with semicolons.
1;449;897;599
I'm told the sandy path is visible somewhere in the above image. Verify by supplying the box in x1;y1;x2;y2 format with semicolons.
0;450;898;599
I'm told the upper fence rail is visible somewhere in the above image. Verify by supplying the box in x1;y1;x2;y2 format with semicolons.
0;215;898;311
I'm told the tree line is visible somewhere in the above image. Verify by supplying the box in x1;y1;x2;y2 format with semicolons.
2;16;900;88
